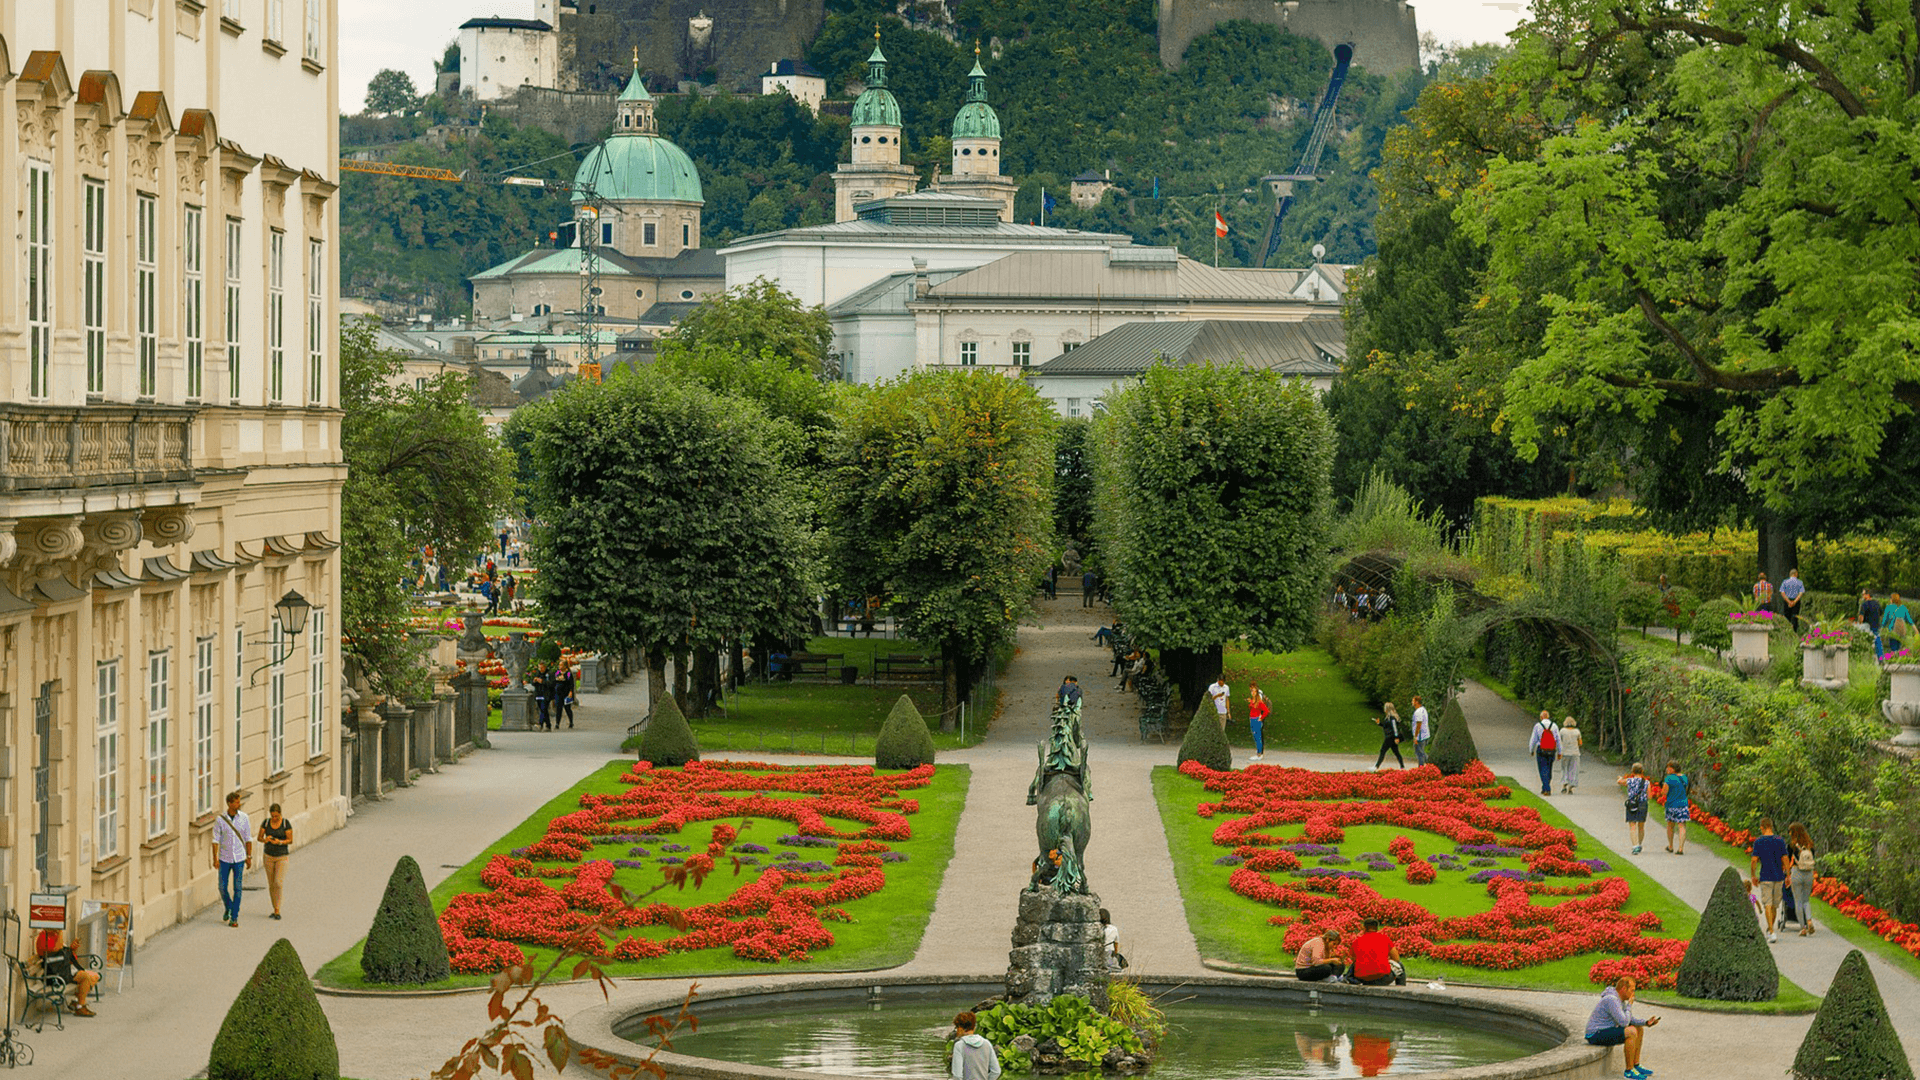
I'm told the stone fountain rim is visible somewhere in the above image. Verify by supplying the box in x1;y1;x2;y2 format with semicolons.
563;971;1608;1080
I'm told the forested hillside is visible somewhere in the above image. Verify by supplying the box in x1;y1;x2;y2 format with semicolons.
341;0;1425;312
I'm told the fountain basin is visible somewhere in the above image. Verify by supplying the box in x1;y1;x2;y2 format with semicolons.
565;974;1613;1080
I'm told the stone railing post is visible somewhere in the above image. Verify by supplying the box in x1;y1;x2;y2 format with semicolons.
380;702;412;788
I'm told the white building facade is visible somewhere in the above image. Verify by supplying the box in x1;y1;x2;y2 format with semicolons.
0;0;344;944
457;11;558;102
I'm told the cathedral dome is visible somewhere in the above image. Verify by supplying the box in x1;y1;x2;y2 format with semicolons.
851;39;902;129
950;58;1000;140
572;63;704;205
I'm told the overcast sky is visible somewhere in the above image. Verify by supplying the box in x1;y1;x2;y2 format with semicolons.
339;0;1529;113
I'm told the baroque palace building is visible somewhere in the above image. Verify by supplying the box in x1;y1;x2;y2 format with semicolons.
0;0;343;944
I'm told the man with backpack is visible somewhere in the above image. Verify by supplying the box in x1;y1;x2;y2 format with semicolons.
1528;711;1560;796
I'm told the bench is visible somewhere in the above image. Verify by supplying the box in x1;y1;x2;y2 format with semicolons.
771;652;845;681
874;653;945;684
12;957;68;1032
1136;674;1171;743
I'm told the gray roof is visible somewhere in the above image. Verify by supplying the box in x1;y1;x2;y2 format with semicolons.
925;250;1309;303
1072;171;1108;183
827;267;970;317
367;323;457;361
724;218;1131;249
638;301;704;325
767;59;822;77
460;17;550;31
1031;319;1345;377
472;246;723;283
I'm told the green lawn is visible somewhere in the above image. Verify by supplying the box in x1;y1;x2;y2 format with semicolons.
1152;766;1819;1012
1218;646;1382;755
318;759;971;990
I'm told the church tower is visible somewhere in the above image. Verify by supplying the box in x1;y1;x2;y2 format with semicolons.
938;45;1017;222
832;29;921;222
572;55;705;257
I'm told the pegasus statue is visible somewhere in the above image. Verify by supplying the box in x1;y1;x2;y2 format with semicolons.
1027;698;1093;894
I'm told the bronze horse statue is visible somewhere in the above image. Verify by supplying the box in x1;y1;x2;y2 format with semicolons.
1027;698;1092;894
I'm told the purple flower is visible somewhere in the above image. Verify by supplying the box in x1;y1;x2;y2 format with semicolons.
880;852;909;863
773;851;799;861
735;856;760;866
1578;858;1612;872
1214;855;1245;866
612;859;648;870
634;835;663;843
779;835;837;848
660;843;691;853
1318;854;1352;866
732;843;771;854
1284;843;1339;856
658;856;684;865
626;847;651;858
1467;868;1543;884
1293;868;1373;881
1469;857;1499;867
1456;844;1527;858
785;860;833;873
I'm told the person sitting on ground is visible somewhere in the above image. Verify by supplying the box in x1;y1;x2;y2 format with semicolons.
950;1011;1004;1080
33;930;99;1018
1294;928;1346;982
1349;918;1405;986
1099;908;1123;972
1585;975;1659;1078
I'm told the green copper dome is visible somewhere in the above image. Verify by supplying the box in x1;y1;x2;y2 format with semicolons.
572;60;703;204
851;39;902;128
951;59;1000;140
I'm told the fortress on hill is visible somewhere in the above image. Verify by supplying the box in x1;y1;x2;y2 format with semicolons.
536;0;1417;93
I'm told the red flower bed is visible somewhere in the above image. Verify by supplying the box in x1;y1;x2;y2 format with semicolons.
1689;804;1920;958
1180;760;1688;986
439;761;936;973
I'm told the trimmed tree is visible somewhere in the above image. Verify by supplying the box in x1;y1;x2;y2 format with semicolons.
361;855;451;985
1428;697;1480;776
1092;364;1334;708
639;692;701;767
209;938;339;1080
1176;699;1232;772
1792;949;1913;1080
1674;866;1779;1001
875;694;936;769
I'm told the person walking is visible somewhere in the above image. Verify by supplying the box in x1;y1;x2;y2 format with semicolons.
1585;975;1659;1078
503;573;517;612
1409;695;1431;767
212;789;253;927
1882;592;1914;654
1373;703;1406;769
1293;929;1346;982
950;1011;1003;1080
1780;569;1806;631
1752;571;1775;610
1558;716;1583;793
1787;822;1817;937
555;664;577;728
1748;817;1790;942
1861;590;1885;655
1528;710;1560;796
1661;762;1690;854
1620;763;1650;855
1247;682;1270;763
260;802;293;921
1098;908;1123;972
1081;570;1097;608
1206;674;1231;730
480;578;498;616
532;664;552;731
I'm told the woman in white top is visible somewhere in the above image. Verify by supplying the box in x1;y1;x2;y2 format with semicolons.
1558;717;1583;793
1099;908;1121;971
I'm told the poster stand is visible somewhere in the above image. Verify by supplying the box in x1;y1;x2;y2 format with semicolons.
77;901;133;994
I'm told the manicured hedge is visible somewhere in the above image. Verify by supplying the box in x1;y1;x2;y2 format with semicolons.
1176;698;1232;772
874;694;936;769
209;938;339;1080
638;693;700;767
1791;949;1913;1080
361;855;452;985
1673;866;1779;1002
1429;697;1479;776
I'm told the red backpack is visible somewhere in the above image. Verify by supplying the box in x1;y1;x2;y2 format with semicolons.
1538;722;1557;752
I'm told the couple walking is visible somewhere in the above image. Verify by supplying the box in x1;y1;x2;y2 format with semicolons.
1371;696;1431;769
1205;677;1273;761
1527;711;1583;795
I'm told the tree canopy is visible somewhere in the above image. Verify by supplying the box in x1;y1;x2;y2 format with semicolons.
1093;363;1334;703
365;69;419;116
827;370;1056;728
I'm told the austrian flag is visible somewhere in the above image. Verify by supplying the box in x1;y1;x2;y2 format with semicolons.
1215;211;1230;237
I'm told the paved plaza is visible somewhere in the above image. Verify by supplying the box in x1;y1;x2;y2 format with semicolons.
41;596;1920;1079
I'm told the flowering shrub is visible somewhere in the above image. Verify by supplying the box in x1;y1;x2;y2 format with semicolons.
1727;610;1777;624
1178;760;1689;986
438;761;937;973
1799;628;1851;648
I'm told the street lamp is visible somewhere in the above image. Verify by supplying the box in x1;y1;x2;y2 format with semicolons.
249;589;313;683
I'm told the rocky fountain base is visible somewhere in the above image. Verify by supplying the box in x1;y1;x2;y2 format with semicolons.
1006;890;1111;1011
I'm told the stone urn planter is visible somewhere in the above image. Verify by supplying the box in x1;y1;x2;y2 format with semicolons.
1728;621;1773;677
1800;642;1850;690
1883;664;1920;746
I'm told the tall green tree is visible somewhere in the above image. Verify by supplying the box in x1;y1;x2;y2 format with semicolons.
512;368;816;716
1093;364;1335;705
828;370;1056;729
340;320;513;695
1053;416;1095;548
364;68;419;116
657;279;835;378
1461;0;1920;575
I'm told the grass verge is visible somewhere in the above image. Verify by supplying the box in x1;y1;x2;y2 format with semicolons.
1152;766;1818;1012
317;760;971;990
1218;646;1380;755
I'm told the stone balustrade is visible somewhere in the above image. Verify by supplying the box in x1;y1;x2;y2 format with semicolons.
0;404;196;492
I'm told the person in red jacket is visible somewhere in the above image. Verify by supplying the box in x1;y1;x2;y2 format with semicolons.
1247;682;1271;763
1350;918;1405;986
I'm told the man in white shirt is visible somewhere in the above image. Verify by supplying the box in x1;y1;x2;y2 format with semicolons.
212;789;254;927
1527;711;1559;797
1206;677;1230;730
1410;695;1432;767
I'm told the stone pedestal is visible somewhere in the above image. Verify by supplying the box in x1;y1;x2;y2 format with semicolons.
339;725;358;801
451;669;491;750
1800;646;1849;691
352;705;385;800
1006;890;1110;1011
409;700;438;774
435;693;456;762
501;688;533;731
581;655;603;693
1884;664;1920;746
1729;624;1772;676
380;703;412;789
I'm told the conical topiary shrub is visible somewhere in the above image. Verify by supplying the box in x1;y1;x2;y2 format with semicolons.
1674;866;1779;1001
1429;697;1480;776
1176;698;1232;771
638;692;700;767
875;694;936;769
361;855;451;985
1792;949;1913;1080
209;938;339;1080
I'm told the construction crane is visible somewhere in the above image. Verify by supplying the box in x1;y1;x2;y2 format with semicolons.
337;159;613;366
1255;42;1354;268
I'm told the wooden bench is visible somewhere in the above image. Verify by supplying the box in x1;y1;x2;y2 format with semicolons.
772;652;845;681
873;653;945;684
12;958;68;1032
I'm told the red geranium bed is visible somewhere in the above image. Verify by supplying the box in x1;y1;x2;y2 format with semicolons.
439;760;935;973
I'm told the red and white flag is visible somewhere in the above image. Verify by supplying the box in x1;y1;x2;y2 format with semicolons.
1214;211;1230;237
